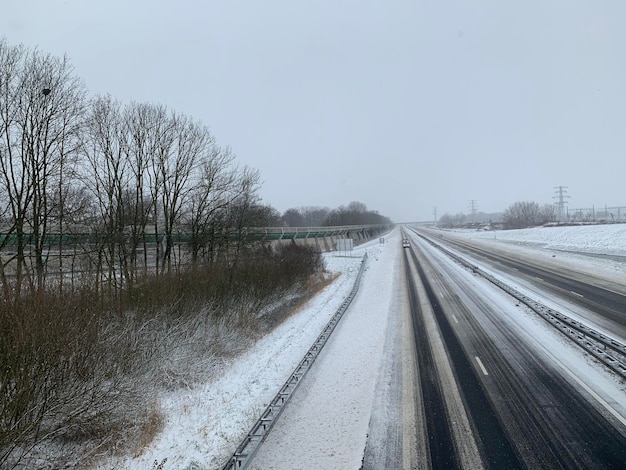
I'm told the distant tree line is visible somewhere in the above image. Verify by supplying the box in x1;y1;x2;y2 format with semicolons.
280;201;392;227
437;211;502;229
437;202;556;229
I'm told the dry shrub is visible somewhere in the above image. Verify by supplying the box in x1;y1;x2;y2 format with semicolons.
0;242;324;467
0;288;145;468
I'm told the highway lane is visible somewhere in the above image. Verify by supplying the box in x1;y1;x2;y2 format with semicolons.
364;235;489;469
405;231;626;468
405;240;520;469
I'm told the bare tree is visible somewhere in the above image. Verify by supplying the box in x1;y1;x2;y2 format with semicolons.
539;204;557;225
123;102;161;275
282;208;305;227
300;206;330;227
325;201;392;226
347;200;367;214
227;167;261;260
81;95;132;293
140;103;170;272
502;201;542;229
187;145;241;262
243;203;281;227
0;40;26;296
0;40;85;296
152;112;206;272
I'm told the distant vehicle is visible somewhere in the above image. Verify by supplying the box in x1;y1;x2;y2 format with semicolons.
402;239;410;248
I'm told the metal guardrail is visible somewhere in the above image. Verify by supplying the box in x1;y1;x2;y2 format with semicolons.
413;230;626;380
221;252;369;470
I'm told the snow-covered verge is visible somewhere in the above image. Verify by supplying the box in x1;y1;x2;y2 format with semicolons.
250;228;401;469
101;236;388;470
461;223;626;255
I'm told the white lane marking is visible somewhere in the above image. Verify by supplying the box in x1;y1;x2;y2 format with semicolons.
557;362;626;428
475;356;489;376
452;314;459;324
603;287;625;296
534;276;543;282
570;291;584;298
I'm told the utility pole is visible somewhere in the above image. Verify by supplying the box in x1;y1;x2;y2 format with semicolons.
469;200;478;222
553;186;570;222
433;206;437;225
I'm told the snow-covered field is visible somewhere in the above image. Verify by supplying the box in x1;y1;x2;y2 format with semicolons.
104;223;626;469
464;223;626;256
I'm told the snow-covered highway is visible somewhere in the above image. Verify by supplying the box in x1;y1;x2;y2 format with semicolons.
112;224;626;469
402;228;626;468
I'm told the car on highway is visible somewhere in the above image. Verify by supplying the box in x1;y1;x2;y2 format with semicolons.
402;239;410;248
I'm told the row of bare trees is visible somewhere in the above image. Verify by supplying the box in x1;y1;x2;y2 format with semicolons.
281;206;331;227
437;202;557;229
280;201;392;227
0;39;263;299
324;201;392;226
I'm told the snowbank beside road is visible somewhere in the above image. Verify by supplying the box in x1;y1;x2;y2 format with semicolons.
460;223;626;255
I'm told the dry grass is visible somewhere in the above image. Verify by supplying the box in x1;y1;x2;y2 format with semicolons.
257;271;340;331
284;271;340;318
133;404;165;458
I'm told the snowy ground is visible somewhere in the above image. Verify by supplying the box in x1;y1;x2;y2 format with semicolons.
479;223;626;256
432;224;626;339
250;229;401;469
104;223;626;469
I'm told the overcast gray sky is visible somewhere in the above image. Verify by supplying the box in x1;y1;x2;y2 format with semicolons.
3;0;625;222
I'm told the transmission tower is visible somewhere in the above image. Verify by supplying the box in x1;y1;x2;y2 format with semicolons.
553;186;570;221
469;200;478;222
